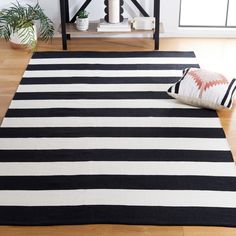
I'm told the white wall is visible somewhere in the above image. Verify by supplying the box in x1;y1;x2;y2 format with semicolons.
0;0;153;33
0;0;61;31
1;0;236;37
70;0;142;21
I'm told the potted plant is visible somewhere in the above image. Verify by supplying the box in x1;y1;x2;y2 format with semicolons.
76;10;89;31
0;2;54;50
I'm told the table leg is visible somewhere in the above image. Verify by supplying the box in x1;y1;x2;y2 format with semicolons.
60;0;67;50
154;0;160;50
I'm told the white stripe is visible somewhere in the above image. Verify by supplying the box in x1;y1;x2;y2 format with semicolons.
17;84;171;92
1;117;222;128
23;70;183;78
29;57;198;65
0;189;236;207
0;138;230;150
9;99;197;109
0;161;235;177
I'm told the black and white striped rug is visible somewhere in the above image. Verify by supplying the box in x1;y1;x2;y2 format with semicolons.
0;51;236;226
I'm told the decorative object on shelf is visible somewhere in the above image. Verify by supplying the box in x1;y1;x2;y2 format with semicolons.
132;17;156;30
76;10;89;31
0;2;54;51
97;18;131;32
104;0;124;24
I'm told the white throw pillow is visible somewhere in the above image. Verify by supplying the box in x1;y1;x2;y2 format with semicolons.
167;68;236;110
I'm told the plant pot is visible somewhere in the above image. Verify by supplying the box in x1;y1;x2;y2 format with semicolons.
9;25;37;49
76;17;89;31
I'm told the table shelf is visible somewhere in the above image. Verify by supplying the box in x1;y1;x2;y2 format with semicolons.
61;22;154;35
59;0;160;50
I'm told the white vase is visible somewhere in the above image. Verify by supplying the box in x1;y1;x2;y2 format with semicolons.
10;25;37;48
108;0;120;24
76;17;89;31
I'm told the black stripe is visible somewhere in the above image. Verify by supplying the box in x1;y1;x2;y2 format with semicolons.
182;67;191;76
20;77;181;85
0;205;236;226
13;92;171;100
221;79;236;106
174;81;180;93
173;68;190;94
32;51;196;59
167;84;172;93
1;175;236;191
0;127;225;138
5;108;218;118
174;78;183;94
0;149;232;162
227;82;236;108
26;64;199;71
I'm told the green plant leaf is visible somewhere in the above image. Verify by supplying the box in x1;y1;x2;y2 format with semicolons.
0;1;55;50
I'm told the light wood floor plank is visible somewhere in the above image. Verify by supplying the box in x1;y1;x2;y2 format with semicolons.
183;226;236;236
0;225;184;236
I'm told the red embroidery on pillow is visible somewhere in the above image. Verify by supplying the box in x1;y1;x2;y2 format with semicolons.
188;70;228;98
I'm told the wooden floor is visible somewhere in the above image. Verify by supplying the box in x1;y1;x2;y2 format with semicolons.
0;37;236;236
